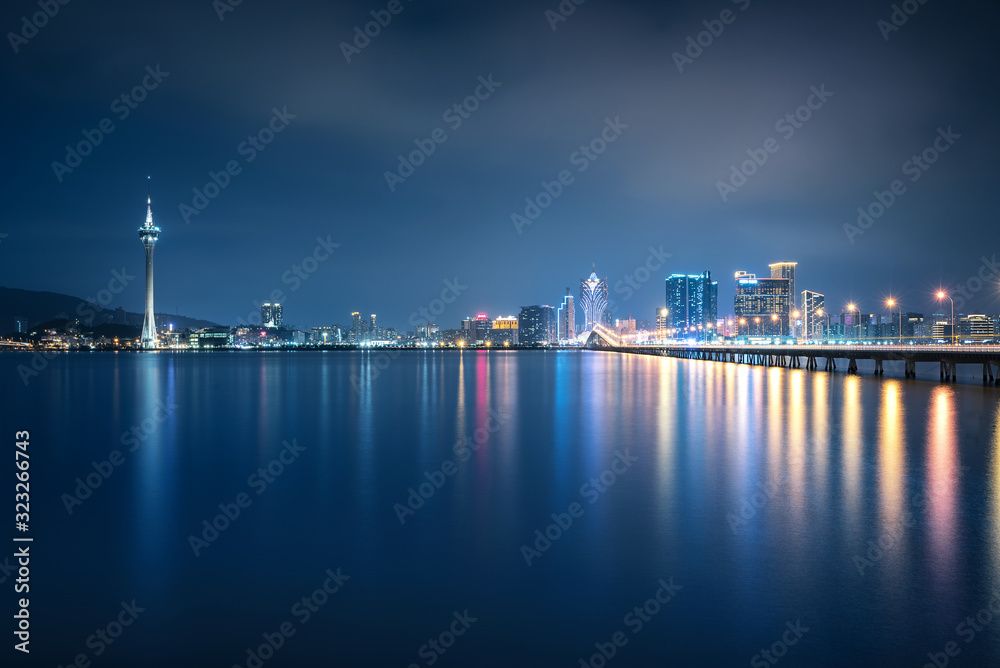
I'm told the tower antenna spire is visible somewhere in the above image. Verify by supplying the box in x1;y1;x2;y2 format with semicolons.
145;176;153;225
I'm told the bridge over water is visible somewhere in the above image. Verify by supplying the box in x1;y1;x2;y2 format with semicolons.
585;324;1000;384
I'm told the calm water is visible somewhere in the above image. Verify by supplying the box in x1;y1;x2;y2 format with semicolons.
6;350;1000;667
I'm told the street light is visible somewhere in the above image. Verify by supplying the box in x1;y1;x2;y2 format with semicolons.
817;308;830;343
936;290;956;345
886;298;901;344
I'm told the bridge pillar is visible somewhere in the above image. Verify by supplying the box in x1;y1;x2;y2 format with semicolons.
985;363;993;385
848;358;858;374
904;360;915;378
875;359;883;375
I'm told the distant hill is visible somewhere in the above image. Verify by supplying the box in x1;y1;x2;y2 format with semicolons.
0;286;219;334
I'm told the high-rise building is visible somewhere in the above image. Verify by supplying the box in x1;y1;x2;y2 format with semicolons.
903;313;924;339
557;289;575;342
579;266;608;332
801;290;825;340
769;262;797;308
666;272;718;336
473;314;493;345
664;275;689;332
14;316;28;333
518;305;557;345
655;308;669;340
770;262;798;335
961;314;994;341
262;303;283;328
489;316;519;346
734;271;791;338
349;311;365;343
138;180;160;349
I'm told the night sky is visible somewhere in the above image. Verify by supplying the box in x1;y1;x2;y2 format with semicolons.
3;0;998;331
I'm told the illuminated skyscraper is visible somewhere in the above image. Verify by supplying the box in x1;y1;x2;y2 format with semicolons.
262;303;283;328
769;262;798;335
138;179;160;349
734;271;791;337
557;289;575;342
518;305;557;345
801;290;825;340
665;271;718;334
579;265;608;332
769;262;797;307
474;314;492;345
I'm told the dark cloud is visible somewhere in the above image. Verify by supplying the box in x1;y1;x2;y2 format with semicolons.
2;0;999;329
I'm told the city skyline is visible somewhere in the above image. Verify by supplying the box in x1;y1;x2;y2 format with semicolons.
8;181;998;338
2;1;998;331
119;186;1000;337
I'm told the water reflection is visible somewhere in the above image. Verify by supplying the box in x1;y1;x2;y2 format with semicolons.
841;376;864;542
19;349;1000;667
133;354;176;582
926;386;959;592
876;381;907;568
992;401;1000;590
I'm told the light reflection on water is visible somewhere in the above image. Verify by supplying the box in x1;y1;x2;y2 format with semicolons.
8;349;1000;667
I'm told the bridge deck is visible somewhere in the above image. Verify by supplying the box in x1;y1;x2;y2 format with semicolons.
585;325;1000;383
